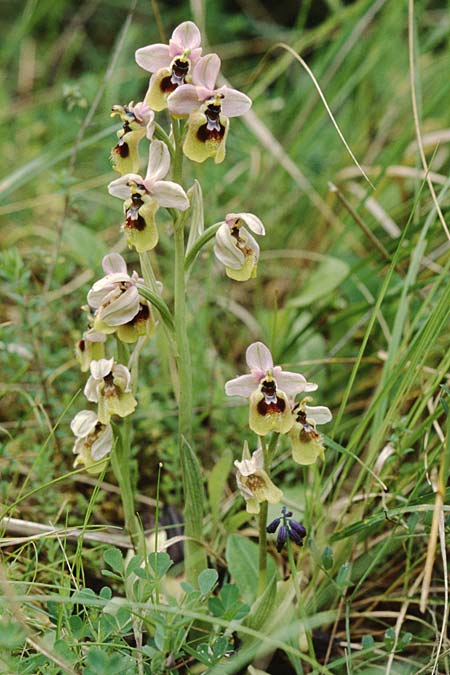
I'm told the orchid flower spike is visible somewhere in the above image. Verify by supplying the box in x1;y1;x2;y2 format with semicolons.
235;441;283;514
71;410;113;474
135;21;203;111
167;54;252;163
289;397;332;465
225;342;317;436
108;140;189;252
214;213;265;281
84;358;137;425
75;328;106;372
87;253;142;337
110;101;155;175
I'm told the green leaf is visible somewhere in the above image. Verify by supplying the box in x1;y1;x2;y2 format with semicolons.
103;547;124;575
198;568;219;595
137;283;175;333
321;545;334;570
226;534;279;604
208;448;233;522
243;573;277;631
336;562;352;591
148;551;173;578
287;256;350;308
361;635;375;650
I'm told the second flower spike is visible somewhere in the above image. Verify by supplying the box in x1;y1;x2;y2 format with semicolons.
108;140;189;252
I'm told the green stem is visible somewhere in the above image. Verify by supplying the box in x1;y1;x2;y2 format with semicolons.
111;420;145;554
257;432;280;595
172;118;207;585
287;538;316;663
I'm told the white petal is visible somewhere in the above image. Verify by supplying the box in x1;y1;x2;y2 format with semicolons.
70;410;98;438
108;174;144;199
99;286;140;326
192;53;220;90
91;425;114;460
275;370;308;397
167;84;204;115
112;363;131;392
135;44;170;72
246;342;273;372
151;180;189;210
225;373;257;398
228;212;265;235
102;253;127;275
90;358;114;381
171;21;201;50
145;140;170;184
213;224;244;270
305;404;332;425
220;87;252;117
83;375;99;403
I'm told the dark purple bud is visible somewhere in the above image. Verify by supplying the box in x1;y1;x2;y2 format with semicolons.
266;517;281;534
276;525;288;552
289;520;307;540
288;527;305;547
281;506;293;518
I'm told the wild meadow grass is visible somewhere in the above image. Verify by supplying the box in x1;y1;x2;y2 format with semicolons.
0;1;449;673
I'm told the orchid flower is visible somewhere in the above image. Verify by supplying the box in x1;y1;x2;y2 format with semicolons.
135;21;203;111
110;101;155;175
87;253;141;336
214;212;265;281
167;54;252;163
116;299;157;344
75;328;106;372
108;140;189;252
84;358;137;425
71;410;113;474
289;397;332;465
235;442;283;514
225;342;317;436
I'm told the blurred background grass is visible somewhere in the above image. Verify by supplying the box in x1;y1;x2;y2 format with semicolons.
1;0;449;672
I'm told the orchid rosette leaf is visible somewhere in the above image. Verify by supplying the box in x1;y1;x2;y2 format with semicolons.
289;397;332;465
84;358;137;425
214;212;265;281
110;101;155;175
135;21;204;111
225;342;317;436
108;140;189;252
71;410;113;474
235;441;283;514
168;54;252;163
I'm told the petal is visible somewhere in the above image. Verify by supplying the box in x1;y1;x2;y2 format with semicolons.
290;430;324;465
145;140;170;184
135;43;170;73
144;70;172;111
227;212;265;235
249;389;294;436
214;223;245;270
108;174;144;199
225;373;257;398
83;375;99;403
112;363;131;392
275;371;308;397
102;253;127;275
107;390;137;419
192;53;221;90
171;21;201;50
305;404;332;425
91;425;114;461
151;180;189;210
98;286;140;326
220;87;252;117
90;358;114;381
167;84;204;115
246;342;273;373
70;410;98;438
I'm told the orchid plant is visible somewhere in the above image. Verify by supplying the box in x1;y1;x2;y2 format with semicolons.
71;19;331;596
